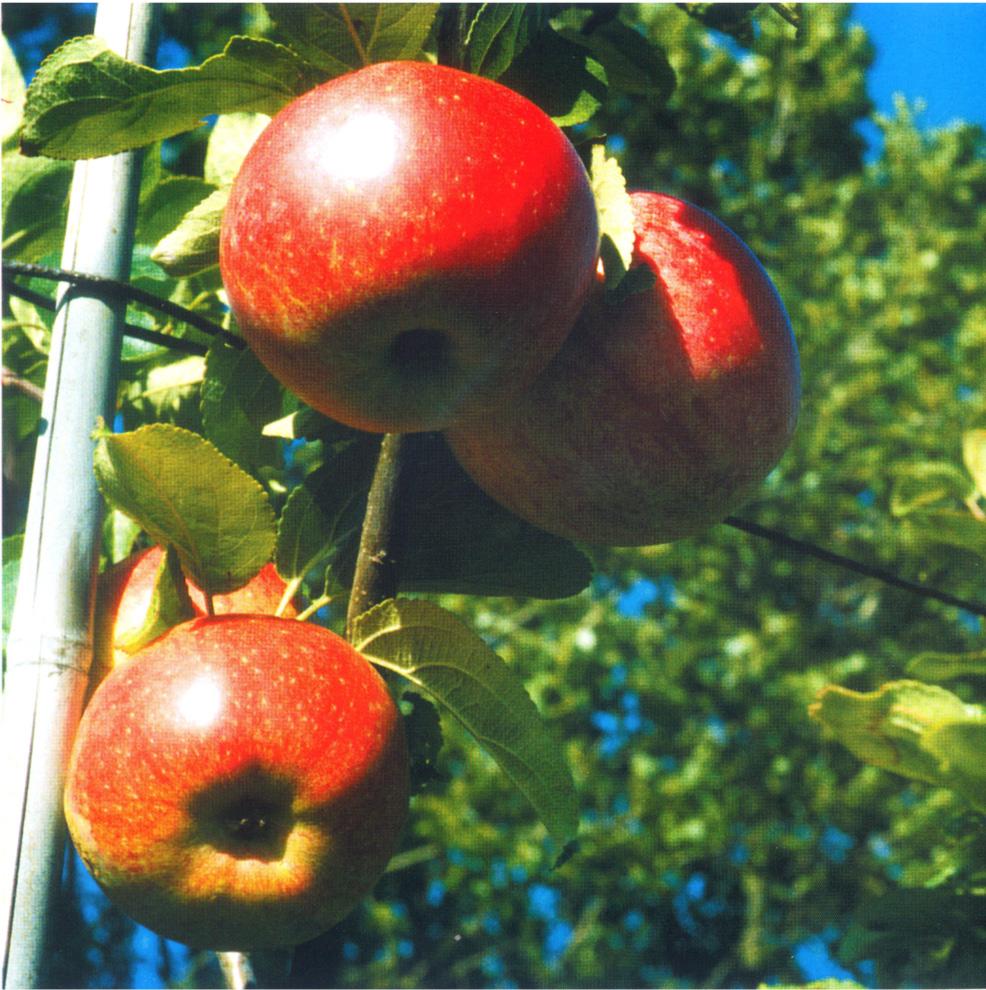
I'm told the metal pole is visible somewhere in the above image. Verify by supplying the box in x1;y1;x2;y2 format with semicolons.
1;5;157;986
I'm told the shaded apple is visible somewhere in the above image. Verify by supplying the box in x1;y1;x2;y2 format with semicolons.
446;191;801;546
220;60;599;434
91;545;296;680
65;615;409;951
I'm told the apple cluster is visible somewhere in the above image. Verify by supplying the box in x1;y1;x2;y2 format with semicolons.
65;58;801;956
220;59;800;548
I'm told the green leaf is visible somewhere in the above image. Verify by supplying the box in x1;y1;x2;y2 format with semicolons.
922;719;986;813
679;3;762;47
963;429;986;499
591;145;635;272
136;175;216;249
20;35;323;159
151;188;228;277
268;3;440;76
93;423;277;595
2;34;26;149
388;433;594;598
889;462;973;516
1;151;72;260
501;24;607;128
204;112;270;187
115;545;197;655
907;649;986;681
557;17;675;103
464;4;544;79
275;439;380;585
201;340;285;474
120;354;206;428
353;598;579;844
2;533;24;652
810;679;986;811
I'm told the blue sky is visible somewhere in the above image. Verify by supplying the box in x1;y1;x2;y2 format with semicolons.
850;3;986;131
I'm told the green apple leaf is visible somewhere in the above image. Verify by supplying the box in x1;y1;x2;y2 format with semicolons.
93;423;277;595
267;4;440;76
557;17;675;103
262;406;364;445
810;679;986;811
201;340;285;475
115;545;197;655
501;24;607;128
2;533;24;653
921;719;986;813
20;35;322;159
907;649;986;681
591;146;635;273
204;112;270;187
963;429;986;499
2;34;26;149
463;4;545;80
151;188;228;277
276;439;380;585
1;151;72;261
136;175;217;250
889;462;973;517
353;598;579;844
329;433;594;599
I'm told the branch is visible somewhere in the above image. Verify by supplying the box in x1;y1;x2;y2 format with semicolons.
345;432;410;639
2;366;44;402
725;515;986;618
2;260;241;349
3;281;209;356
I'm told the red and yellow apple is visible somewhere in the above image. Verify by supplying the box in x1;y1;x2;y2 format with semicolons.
446;191;801;546
92;545;295;677
220;60;599;434
65;615;409;950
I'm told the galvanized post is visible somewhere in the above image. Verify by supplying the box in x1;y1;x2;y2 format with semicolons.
1;5;157;986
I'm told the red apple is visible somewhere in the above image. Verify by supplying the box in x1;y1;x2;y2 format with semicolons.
65;615;409;950
446;191;801;546
220;60;599;434
92;546;296;678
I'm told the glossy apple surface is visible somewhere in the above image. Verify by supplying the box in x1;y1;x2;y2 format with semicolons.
220;60;599;433
65;615;409;950
446;191;801;546
92;546;296;677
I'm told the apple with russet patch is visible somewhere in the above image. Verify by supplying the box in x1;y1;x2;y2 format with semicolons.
446;190;801;546
220;59;600;434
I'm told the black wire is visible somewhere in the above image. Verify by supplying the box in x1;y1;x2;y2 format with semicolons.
725;515;986;618
2;282;208;357
2;259;243;349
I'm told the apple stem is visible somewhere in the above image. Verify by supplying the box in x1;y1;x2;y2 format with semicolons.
276;576;303;618
294;594;332;623
345;432;409;639
204;592;216;617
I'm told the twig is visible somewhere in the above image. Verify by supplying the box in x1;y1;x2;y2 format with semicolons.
2;259;241;349
725;515;986;618
3;281;209;356
345;433;409;639
2;366;44;402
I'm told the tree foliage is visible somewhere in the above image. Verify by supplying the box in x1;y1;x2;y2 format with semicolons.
3;3;986;988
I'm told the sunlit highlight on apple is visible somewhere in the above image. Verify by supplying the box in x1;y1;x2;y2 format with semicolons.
176;675;224;729
319;112;401;182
